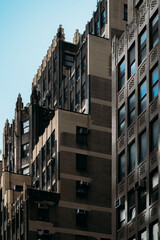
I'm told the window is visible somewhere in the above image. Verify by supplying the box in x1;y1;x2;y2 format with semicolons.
118;105;125;136
150;222;159;240
48;68;51;83
64;87;68;102
150;118;158;152
54;58;57;72
22;120;29;134
128;142;135;173
42;172;45;189
95;20;100;35
81;83;86;102
118;58;125;91
76;127;88;145
46;137;51;155
82;57;86;74
124;4;128;21
150;13;159;49
118;207;125;229
22;143;29;158
128;190;135;221
150;65;159;101
138;187;146;213
128;44;135;78
76;67;80;80
139;79;147;114
22;166;29;175
139;29;147;64
76;209;87;228
150;171;158;204
76;181;89;198
76;92;80;105
37;204;49;222
51;130;55;148
118;152;125;182
101;10;106;26
139;131;146;163
128;93;135;126
76;154;87;171
140;230;147;240
43;78;46;92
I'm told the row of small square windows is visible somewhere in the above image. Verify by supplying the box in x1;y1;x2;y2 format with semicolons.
118;12;158;92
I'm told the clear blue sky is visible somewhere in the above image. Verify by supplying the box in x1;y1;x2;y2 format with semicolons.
0;0;97;158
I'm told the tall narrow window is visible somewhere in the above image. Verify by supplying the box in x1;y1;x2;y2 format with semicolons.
124;4;128;21
81;83;86;102
43;78;46;92
139;79;147;114
82;57;86;74
128;93;135;126
118;105;125;136
150;171;158;204
139;29;147;64
118;59;125;91
139;131;146;163
101;10;106;26
138;187;146;213
128;142;135;173
22;143;29;158
128;44;135;78
128;190;135;221
118;152;125;182
150;65;159;101
150;118;158;152
95;20;100;35
150;13;159;49
140;230;147;240
22;120;29;134
118;207;125;229
150;222;159;240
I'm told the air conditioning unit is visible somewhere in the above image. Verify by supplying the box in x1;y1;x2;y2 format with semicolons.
134;179;146;191
77;209;86;215
114;197;124;209
38;203;48;209
79;127;88;135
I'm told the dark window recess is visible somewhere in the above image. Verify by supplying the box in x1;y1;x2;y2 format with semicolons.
128;93;135;126
48;68;51;83
118;152;125;182
76;181;89;197
76;92;80;105
47;165;50;184
139;130;146;163
139;79;147;114
124;4;128;21
150;171;158;204
37;229;50;239
70;101;74;111
150;12;159;49
42;172;46;189
71;75;75;86
46;137;51;155
22;120;29;134
36;155;39;176
101;10;106;26
51;130;55;148
76;209;87;228
118;206;125;229
128;44;135;78
53;81;57;95
76;154;87;171
82;57;86;74
59;95;62;107
128;190;135;221
150;64;159;101
95;20;100;35
139;29;147;64
76;67;80;80
13;185;23;192
118;58;125;91
32;161;36;177
81;83;86;101
54;58;57;72
64;87;68;102
76;127;88;145
150;118;158;152
118;105;125;137
138;184;146;213
22;143;29;158
43;78;46;92
128;142;135;173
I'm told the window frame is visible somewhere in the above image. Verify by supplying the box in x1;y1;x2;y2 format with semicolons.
139;130;147;163
118;58;125;91
128;141;136;173
118;104;125;137
118;152;125;183
128;44;136;79
150;170;158;204
139;28;147;65
150;12;159;50
150;64;159;101
128;92;136;126
139;78;147;114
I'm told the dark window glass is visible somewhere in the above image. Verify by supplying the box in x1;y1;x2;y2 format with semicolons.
22;143;29;158
128;44;135;78
150;222;158;240
95;20;100;35
139;29;147;64
76;67;80;80
37;204;49;222
118;105;125;136
54;58;57;72
76;210;87;227
76;92;80;105
43;78;46;92
101;10;106;26
118;59;125;91
76;154;87;171
42;172;45;189
46;137;51;155
118;153;125;182
139;131;146;163
138;187;146;213
151;65;159;101
150;118;158;152
48;68;51;83
128;190;135;221
22;120;29;134
128;142;135;173
150;171;158;204
76;127;88;145
150;13;159;49
82;57;86;74
128;93;135;126
64;87;68;102
139;79;147;113
137;0;144;10
81;83;86;101
118;206;125;229
76;181;89;198
124;4;128;21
